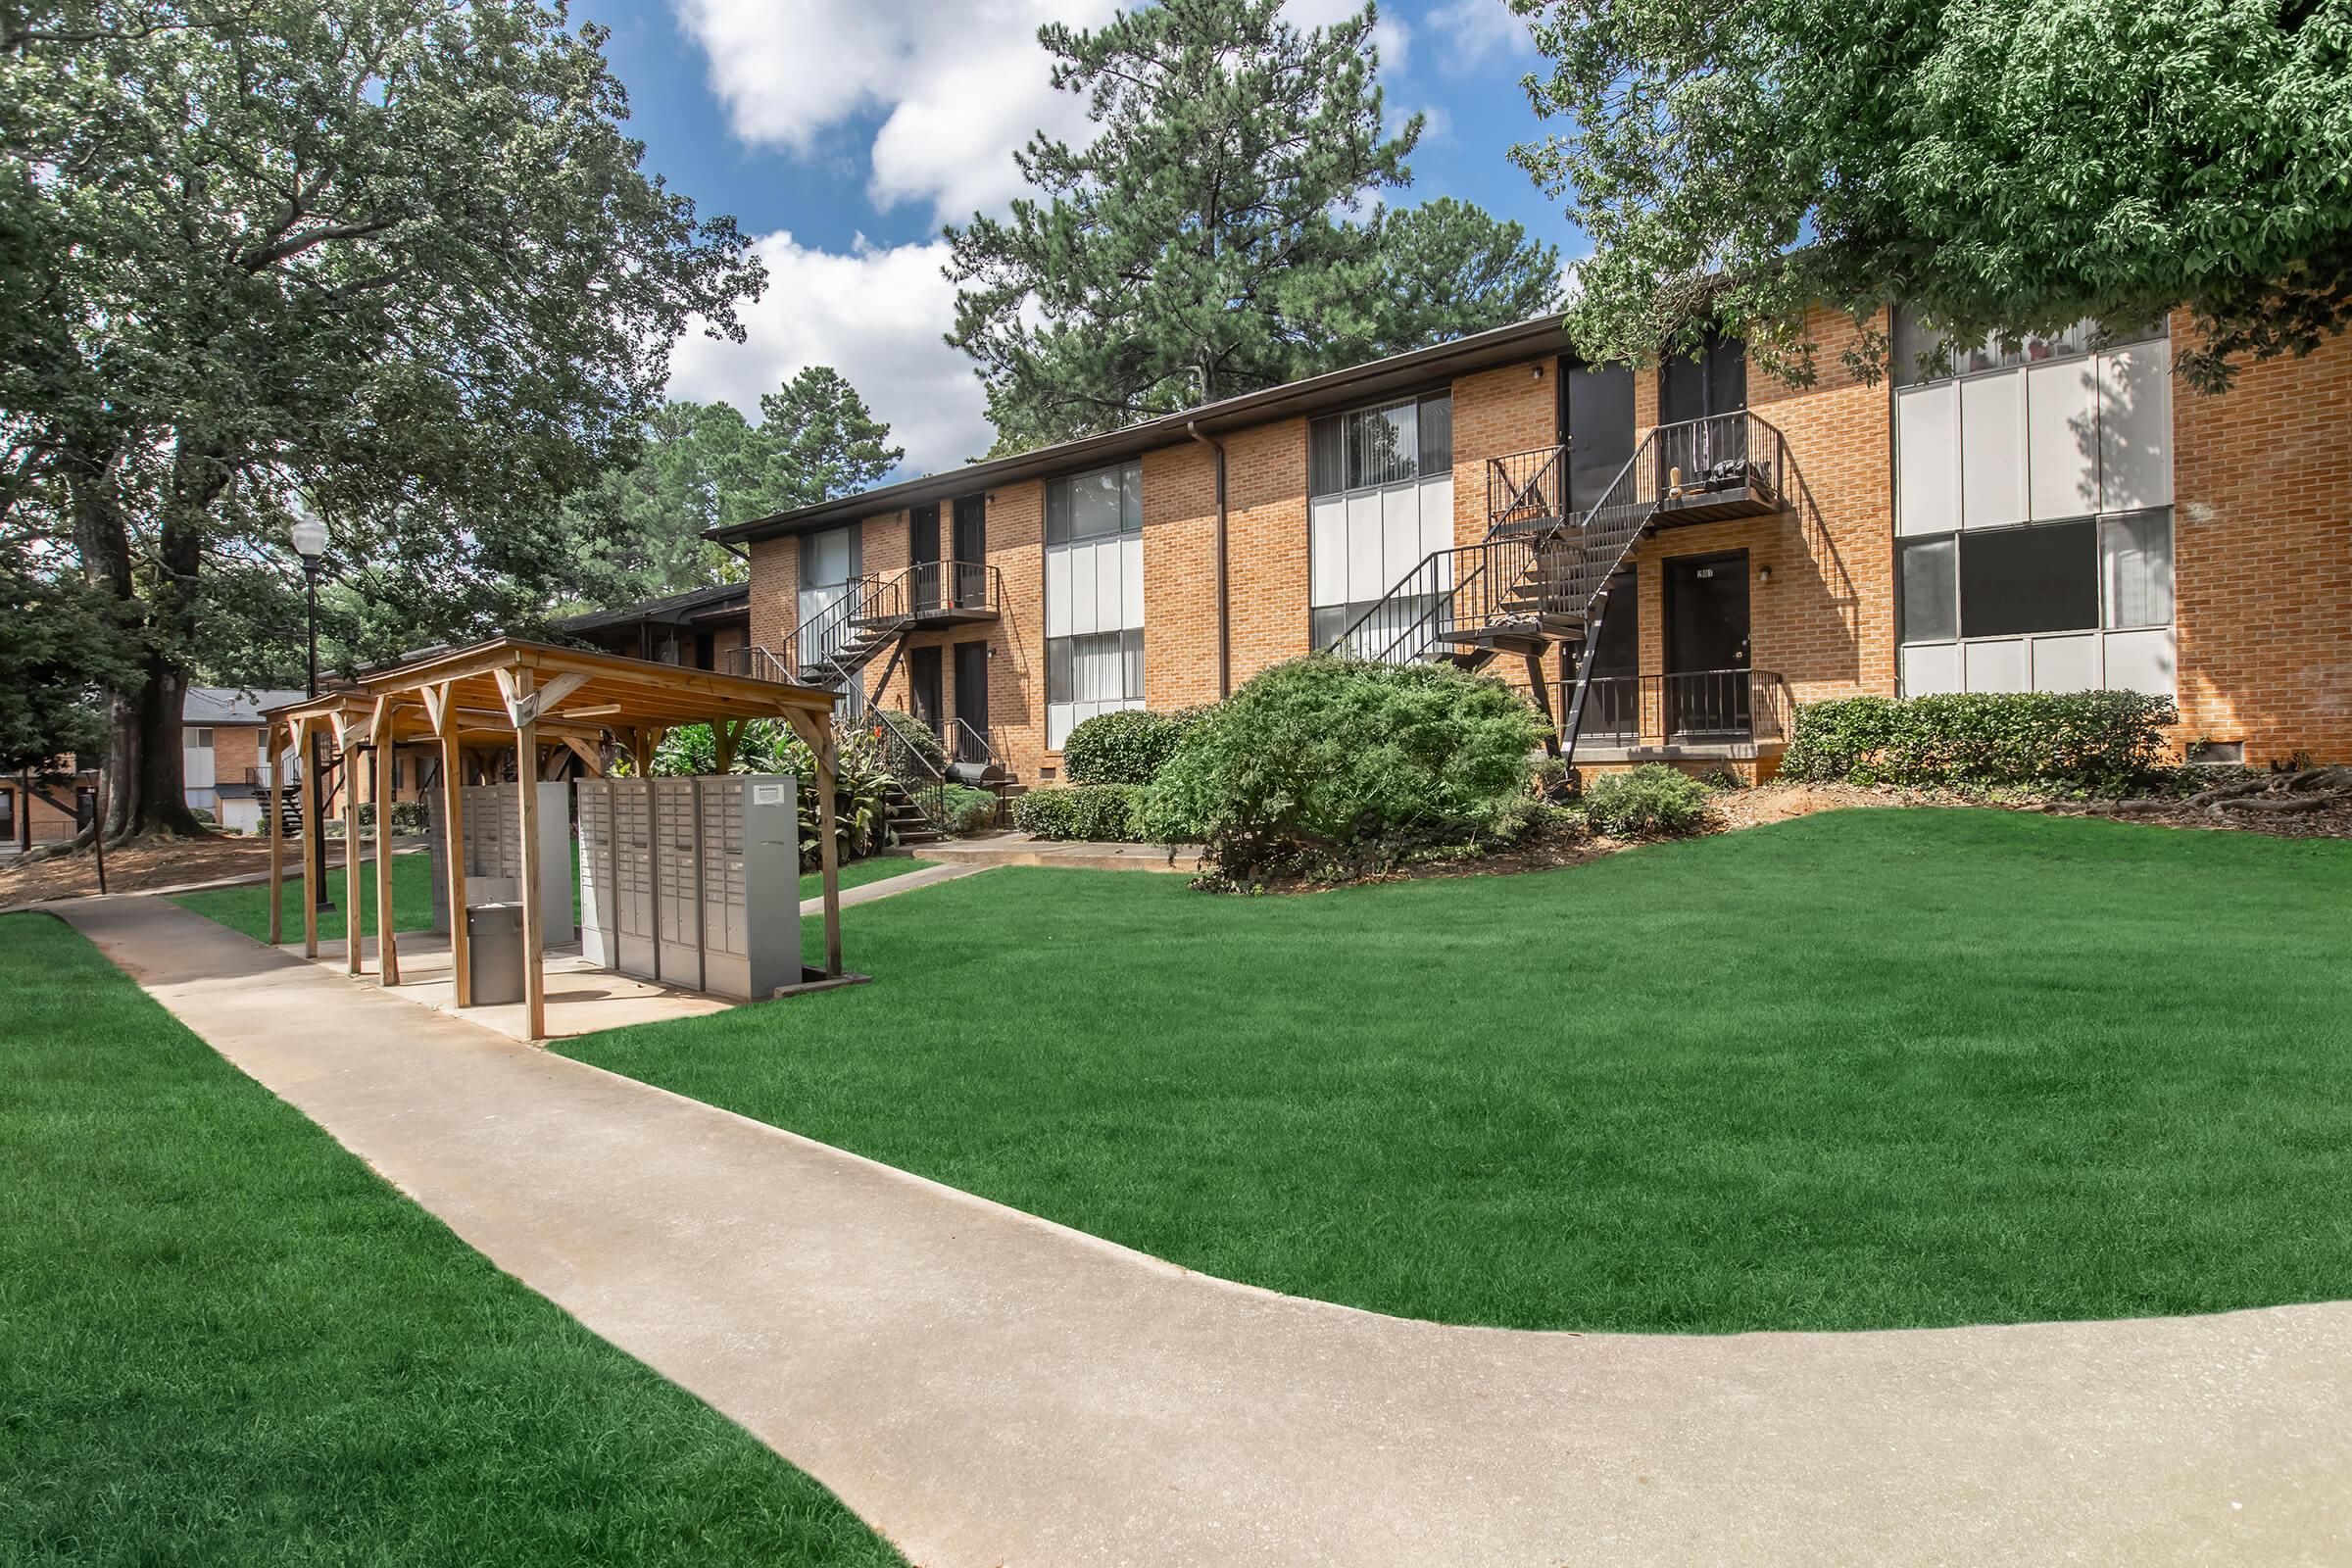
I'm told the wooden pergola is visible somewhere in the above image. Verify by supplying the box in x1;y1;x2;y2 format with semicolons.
261;637;846;1040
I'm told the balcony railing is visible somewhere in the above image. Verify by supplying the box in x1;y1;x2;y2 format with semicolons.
1557;669;1792;747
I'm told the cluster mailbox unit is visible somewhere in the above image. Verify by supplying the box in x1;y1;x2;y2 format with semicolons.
575;773;802;1002
426;780;573;948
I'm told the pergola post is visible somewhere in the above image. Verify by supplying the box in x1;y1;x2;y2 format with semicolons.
816;722;843;976
266;717;285;947
336;716;363;976
423;682;471;1007
515;715;545;1041
300;714;322;958
372;696;400;986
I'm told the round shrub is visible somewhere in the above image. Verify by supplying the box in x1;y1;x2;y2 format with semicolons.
1141;657;1550;883
1012;783;1148;842
1061;707;1209;785
939;783;1001;835
1581;764;1715;837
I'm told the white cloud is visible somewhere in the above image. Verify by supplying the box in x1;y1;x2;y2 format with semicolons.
674;0;1416;224
1422;0;1536;74
666;232;990;476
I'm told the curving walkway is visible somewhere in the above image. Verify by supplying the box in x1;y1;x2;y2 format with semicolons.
53;896;2352;1567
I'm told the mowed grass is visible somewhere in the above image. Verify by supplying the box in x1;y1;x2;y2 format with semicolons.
0;912;903;1567
562;808;2352;1335
172;853;932;946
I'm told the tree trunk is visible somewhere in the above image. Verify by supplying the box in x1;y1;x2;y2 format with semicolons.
63;433;210;842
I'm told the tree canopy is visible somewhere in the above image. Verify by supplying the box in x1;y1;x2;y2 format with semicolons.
564;368;904;606
947;0;1563;453
1511;0;2352;389
0;0;763;835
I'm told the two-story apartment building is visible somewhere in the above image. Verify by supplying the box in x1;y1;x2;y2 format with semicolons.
711;309;2350;788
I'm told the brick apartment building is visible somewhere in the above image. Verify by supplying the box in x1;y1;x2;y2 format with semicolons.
710;309;2350;788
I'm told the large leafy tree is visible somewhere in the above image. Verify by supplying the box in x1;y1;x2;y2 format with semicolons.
565;368;904;604
947;0;1562;453
0;0;762;840
1511;0;2352;389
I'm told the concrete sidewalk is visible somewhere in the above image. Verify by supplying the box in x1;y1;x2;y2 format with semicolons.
52;897;2352;1568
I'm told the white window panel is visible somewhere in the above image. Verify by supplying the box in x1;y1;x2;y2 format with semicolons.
1964;638;2031;692
1309;495;1347;606
1418;474;1454;561
1045;546;1072;638
1894;382;1959;537
1093;537;1121;634
2027;358;2101;520
1900;642;1964;696
1345;489;1385;601
1959;370;2027;529
2099;342;2173;513
1120;535;1144;628
2102;627;2177;697
1381;482;1421;588
2030;632;2099;692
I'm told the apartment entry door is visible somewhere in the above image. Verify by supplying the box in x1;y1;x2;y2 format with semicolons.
951;495;986;608
909;504;942;611
908;645;945;734
1663;551;1750;738
953;640;989;744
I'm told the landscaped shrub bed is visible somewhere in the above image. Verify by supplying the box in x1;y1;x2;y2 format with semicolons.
1060;707;1210;785
939;782;1002;835
1581;764;1715;836
1142;657;1549;885
1012;782;1148;842
1782;691;2176;794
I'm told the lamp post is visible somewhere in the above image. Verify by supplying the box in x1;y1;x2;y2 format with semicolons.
290;503;334;912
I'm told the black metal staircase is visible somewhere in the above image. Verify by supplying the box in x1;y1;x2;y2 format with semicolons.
1329;412;1795;760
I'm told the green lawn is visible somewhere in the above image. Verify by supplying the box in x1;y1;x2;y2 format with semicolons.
561;808;2352;1335
0;911;902;1566
171;853;932;946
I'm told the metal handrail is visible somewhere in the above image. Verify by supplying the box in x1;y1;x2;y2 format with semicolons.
861;706;952;833
1486;444;1567;531
1551;668;1793;746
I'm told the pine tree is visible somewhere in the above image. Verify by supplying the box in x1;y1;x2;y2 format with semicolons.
946;0;1559;454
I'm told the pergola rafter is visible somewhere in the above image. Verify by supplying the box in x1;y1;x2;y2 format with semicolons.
262;638;845;1041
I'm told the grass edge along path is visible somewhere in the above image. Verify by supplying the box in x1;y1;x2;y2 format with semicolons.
0;910;905;1567
562;808;2352;1337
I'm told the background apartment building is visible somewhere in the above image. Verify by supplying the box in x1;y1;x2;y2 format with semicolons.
713;311;2349;787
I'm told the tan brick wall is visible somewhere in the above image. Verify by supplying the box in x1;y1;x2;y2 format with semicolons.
2171;318;2352;763
982;480;1049;780
747;533;797;658
1450;360;1558;548
861;510;907;580
1142;441;1222;710
1223;418;1313;684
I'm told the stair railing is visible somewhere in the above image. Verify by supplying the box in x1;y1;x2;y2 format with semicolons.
862;706;952;833
1486;444;1567;531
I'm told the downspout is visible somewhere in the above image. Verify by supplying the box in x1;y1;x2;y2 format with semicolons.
1185;420;1231;698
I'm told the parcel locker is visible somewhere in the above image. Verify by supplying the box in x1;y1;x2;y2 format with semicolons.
653;777;704;991
425;780;570;947
696;774;801;1002
611;780;659;981
574;780;616;967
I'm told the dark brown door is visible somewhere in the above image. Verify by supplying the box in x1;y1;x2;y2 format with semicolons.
1663;552;1750;738
954;640;989;746
951;495;986;608
908;646;944;734
909;504;941;611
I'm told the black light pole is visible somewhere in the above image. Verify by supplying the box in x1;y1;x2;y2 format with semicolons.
291;505;334;912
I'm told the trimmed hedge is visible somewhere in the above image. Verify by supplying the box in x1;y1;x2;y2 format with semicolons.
1011;783;1149;842
1582;764;1714;837
1141;657;1550;883
1061;708;1210;785
353;800;429;835
1782;691;2177;794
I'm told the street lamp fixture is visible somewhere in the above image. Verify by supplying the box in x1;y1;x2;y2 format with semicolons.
289;499;334;913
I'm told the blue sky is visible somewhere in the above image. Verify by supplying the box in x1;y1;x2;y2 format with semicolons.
572;0;1585;473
